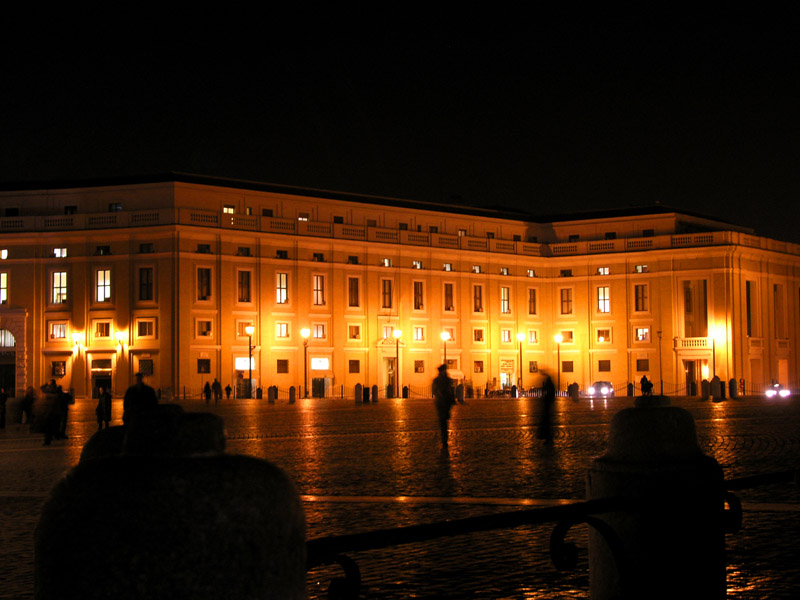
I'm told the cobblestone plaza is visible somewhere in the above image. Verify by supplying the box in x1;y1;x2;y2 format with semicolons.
1;394;799;598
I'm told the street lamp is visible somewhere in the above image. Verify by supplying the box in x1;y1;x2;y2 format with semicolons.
300;328;311;398
440;330;451;366
554;333;563;393
245;325;255;398
392;329;402;398
657;330;663;396
516;332;526;390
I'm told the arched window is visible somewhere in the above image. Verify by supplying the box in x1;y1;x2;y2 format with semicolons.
0;329;15;347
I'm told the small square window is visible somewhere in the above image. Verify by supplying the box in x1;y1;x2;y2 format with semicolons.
597;329;611;343
276;359;289;373
95;246;111;256
276;250;289;259
414;360;425;373
561;269;573;277
197;320;212;337
381;258;392;267
139;243;154;253
529;361;538;373
635;265;648;273
605;232;617;240
527;269;536;277
54;248;67;258
347;255;359;264
500;267;509;276
298;212;309;222
51;361;67;377
137;320;155;337
94;322;111;338
223;205;235;214
197;244;211;254
643;229;654;237
637;359;650;371
443;263;453;272
348;325;361;340
559;330;574;343
108;203;122;212
313;324;326;339
312;253;324;262
197;359;211;373
414;326;425;341
528;330;538;344
473;361;484;373
262;208;273;217
276;322;289;338
562;360;574;373
473;329;484;342
597;267;609;275
349;360;360;374
569;234;580;242
501;329;511;342
0;249;7;260
472;265;481;274
412;260;423;269
237;247;251;257
49;321;68;340
598;360;611;372
635;327;650;342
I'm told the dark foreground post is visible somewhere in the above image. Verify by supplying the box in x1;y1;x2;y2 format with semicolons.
586;396;726;599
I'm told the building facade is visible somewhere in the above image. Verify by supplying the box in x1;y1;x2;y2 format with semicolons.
0;174;798;400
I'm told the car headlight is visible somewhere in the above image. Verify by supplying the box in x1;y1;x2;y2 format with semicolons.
600;386;609;395
766;389;777;397
779;389;791;397
588;386;596;395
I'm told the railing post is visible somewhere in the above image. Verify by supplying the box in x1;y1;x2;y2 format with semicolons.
586;396;726;599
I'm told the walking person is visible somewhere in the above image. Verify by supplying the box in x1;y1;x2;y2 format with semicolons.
96;386;112;429
432;364;456;447
203;381;212;405
536;371;555;445
212;378;223;405
225;384;232;400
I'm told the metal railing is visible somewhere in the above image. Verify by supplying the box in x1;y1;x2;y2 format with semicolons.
305;469;798;599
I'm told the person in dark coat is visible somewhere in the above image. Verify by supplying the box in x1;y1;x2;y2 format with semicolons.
56;386;73;440
123;373;159;424
537;372;555;445
224;384;232;400
211;379;223;405
432;364;456;447
96;386;112;429
38;380;61;446
203;382;212;405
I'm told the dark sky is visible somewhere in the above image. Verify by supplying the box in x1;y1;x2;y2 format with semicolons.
2;18;799;243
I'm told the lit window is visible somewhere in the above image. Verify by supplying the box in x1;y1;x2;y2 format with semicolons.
444;328;455;343
348;277;359;307
597;329;611;343
635;284;649;312
349;360;360;373
412;260;423;269
472;265;481;273
528;330;538;344
137;320;155;337
0;249;7;259
223;205;235;214
49;321;67;339
597;267;609;275
381;258;392;267
237;321;254;337
94;321;111;338
54;248;67;258
413;281;424;310
559;330;574;343
597;286;610;313
444;283;455;311
501;329;512;342
197;320;212;337
501;287;510;314
348;325;360;339
383;325;394;339
635;265;648;273
298;212;309;221
474;361;484;373
313;275;326;305
560;288;573;315
313;253;324;262
276;322;289;338
500;267;509;276
52;271;68;304
96;269;111;302
636;327;650;342
276;273;288;304
527;269;536;277
414;326;425;341
313;324;325;339
0;272;6;304
443;263;452;271
473;329;484;342
458;229;467;237
473;285;483;312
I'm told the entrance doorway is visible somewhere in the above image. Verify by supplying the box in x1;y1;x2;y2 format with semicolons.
384;357;397;397
684;360;697;396
0;360;14;397
92;374;112;399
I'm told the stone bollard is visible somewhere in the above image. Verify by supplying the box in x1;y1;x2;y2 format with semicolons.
289;386;296;404
586;396;726;599
267;386;276;404
371;384;378;403
355;383;363;404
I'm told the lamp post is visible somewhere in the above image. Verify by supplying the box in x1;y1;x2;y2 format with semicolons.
245;325;255;398
440;330;450;366
711;333;716;382
300;328;311;398
657;330;663;396
392;329;402;398
554;333;563;393
516;332;525;390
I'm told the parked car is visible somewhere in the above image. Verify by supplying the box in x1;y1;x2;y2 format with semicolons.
586;381;615;398
765;383;792;398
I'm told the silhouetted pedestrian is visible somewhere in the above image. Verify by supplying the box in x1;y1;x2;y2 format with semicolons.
0;387;7;429
537;372;555;445
433;364;456;447
640;375;652;396
212;379;222;405
225;384;232;400
203;382;212;405
21;386;35;427
96;387;112;429
38;380;61;445
56;386;73;439
123;373;159;424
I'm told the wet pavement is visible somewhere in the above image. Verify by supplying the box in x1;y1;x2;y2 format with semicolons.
1;394;799;598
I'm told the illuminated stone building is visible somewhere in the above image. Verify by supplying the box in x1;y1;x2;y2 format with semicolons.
0;174;797;399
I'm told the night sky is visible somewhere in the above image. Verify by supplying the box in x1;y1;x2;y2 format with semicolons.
2;18;799;243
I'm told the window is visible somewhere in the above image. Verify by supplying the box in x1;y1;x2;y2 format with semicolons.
349;360;360;374
399;222;408;230
443;263;452;272
444;283;455;311
54;247;67;257
49;321;67;339
635;265;648;273
348;277;359;307
312;253;324;262
473;329;484;342
597;329;611;343
635;285;649;312
297;212;309;221
348;325;361;339
51;361;66;377
429;225;438;233
197;268;212;300
383;325;394;340
501;329;512;342
643;229;654;237
313;324;325;339
197;320;212;337
237;321;254;337
381;258;392;267
528;289;537;315
474;361;484;373
333;216;344;224
96;269;111;302
529;361;538;373
197;244;211;254
473;285;483;312
238;270;252;303
637;359;650;371
597;286;610;313
568;234;580;242
598;360;611;372
500;267;509;276
276;322;289;338
263;208;274;217
367;219;377;227
559;330;574;343
0;249;7;259
139;358;154;376
108;202;122;212
597;267;609;275
635;327;650;342
528;330;538;344
94;321;111;338
560;269;572;277
381;279;393;309
412;260;423;269
486;232;495;239
139;243;154;253
237;246;251;257
472;265;481;274
501;287;510;313
444;327;455;343
527;269;536;278
413;281;424;310
414;360;425;373
0;272;6;304
197;359;210;373
137;319;155;338
276;273;288;304
139;267;154;301
562;361;574;373
223;205;235;214
414;326;425;341
605;232;617;240
560;288;573;314
458;229;467;237
347;255;359;264
277;360;289;373
276;250;289;259
52;271;68;304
